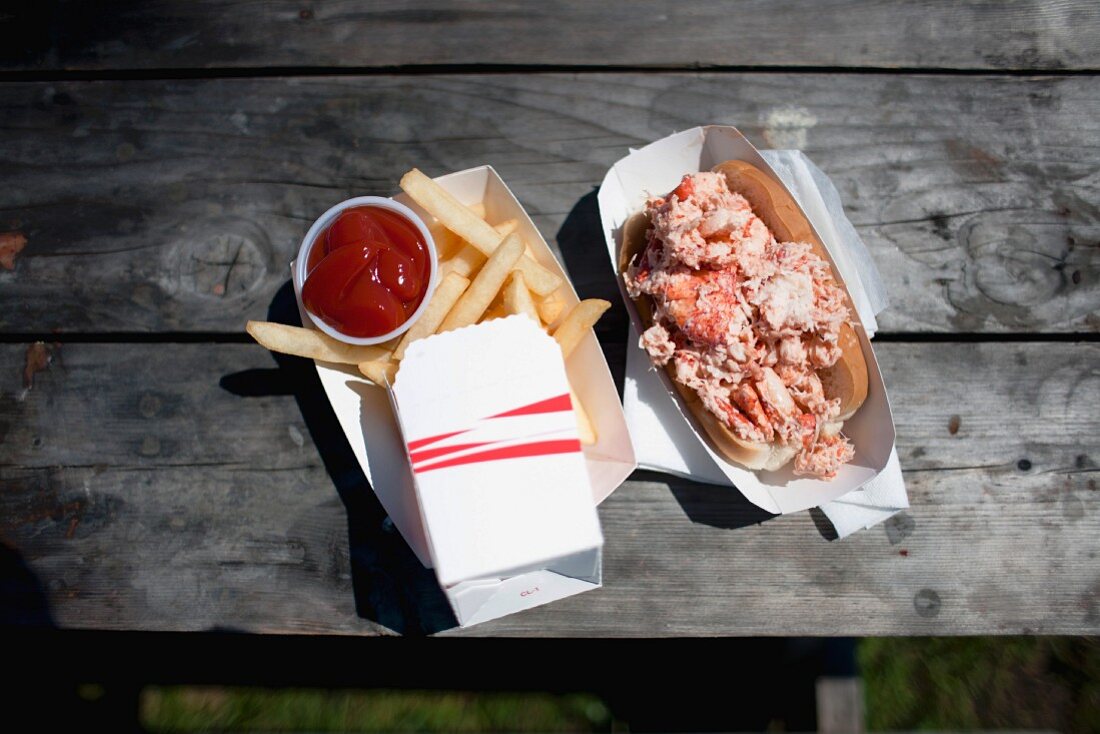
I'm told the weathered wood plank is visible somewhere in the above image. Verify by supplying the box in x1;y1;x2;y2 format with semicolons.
0;340;1092;474
1;73;1098;335
2;341;1097;635
2;1;1097;72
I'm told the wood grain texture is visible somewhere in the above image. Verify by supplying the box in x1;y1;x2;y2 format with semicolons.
2;1;1098;72
2;341;1097;635
1;73;1098;335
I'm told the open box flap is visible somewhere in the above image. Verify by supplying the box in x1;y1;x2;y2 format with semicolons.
449;552;602;628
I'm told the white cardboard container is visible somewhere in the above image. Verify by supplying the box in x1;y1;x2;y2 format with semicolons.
597;126;895;514
293;166;636;626
391;316;603;618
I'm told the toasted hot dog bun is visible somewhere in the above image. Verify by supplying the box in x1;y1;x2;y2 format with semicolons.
620;160;869;470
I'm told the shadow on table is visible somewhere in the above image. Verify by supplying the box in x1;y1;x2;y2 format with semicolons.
0;540;55;627
220;281;457;636
554;188;631;394
629;470;775;530
556;189;839;538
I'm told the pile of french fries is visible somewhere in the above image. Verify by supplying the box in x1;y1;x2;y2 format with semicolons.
246;168;610;444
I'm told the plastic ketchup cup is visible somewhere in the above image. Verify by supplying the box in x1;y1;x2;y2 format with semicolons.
295;196;438;346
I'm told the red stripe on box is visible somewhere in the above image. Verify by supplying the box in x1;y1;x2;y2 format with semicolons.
487;393;572;419
407;429;469;452
409;441;493;465
414;439;582;473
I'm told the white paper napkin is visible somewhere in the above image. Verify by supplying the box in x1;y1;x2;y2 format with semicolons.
622;150;908;538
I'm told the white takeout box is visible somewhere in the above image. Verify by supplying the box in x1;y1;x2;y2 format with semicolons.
597;126;895;514
293;166;636;626
391;316;604;620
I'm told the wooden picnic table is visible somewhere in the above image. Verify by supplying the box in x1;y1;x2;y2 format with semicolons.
1;1;1098;638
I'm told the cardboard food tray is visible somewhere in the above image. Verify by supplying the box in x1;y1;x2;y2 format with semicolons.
597;126;896;514
293;165;636;567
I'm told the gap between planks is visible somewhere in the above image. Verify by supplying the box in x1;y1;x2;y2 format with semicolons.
1;64;1099;84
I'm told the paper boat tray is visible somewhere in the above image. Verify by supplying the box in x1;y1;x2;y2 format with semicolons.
597;126;895;514
290;166;637;626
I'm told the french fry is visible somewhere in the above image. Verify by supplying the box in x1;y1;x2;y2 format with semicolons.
378;335;402;352
486;287;505;314
536;292;566;326
359;358;398;386
552;299;611;359
439;243;485;279
482;303;508;321
246;321;390;365
428;222;463;260
400;169;561;295
493;218;519;237
438;233;525;333
467;201;486;219
394;272;470;359
569;384;597;445
503;271;540;323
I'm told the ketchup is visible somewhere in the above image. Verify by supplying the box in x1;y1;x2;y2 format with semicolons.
303;206;431;338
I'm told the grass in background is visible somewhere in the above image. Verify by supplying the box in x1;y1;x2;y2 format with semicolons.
143;638;1100;732
859;636;1100;733
142;688;613;733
